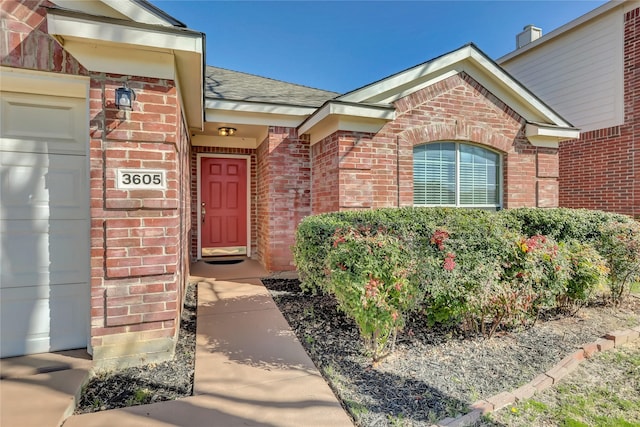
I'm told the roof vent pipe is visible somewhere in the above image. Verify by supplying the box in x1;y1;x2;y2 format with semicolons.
516;24;542;49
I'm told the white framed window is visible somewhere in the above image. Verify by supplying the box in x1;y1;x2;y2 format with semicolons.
413;142;502;209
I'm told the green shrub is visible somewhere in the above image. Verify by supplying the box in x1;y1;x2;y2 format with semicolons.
466;234;571;337
598;221;640;302
415;213;515;328
294;213;350;293
500;208;639;303
292;207;639;360
561;241;608;307
499;208;632;243
327;226;421;362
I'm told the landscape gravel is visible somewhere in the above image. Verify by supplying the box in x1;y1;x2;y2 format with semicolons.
75;283;197;414
262;278;640;426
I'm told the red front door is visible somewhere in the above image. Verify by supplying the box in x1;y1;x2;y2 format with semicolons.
201;157;248;256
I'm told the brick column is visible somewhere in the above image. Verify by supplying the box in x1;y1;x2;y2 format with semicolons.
256;127;310;271
89;73;187;367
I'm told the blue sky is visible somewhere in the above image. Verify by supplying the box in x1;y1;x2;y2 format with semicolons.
150;1;607;93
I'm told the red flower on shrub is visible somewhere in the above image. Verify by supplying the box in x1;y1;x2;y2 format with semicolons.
333;235;346;247
365;277;381;298
431;230;450;250
519;235;547;253
443;253;456;271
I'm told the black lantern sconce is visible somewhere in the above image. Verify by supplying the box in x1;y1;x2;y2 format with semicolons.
115;82;136;110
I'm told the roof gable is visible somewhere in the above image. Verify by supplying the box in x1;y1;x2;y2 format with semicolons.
337;43;572;129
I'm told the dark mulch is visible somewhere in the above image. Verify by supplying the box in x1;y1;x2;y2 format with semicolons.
73;277;639;426
262;278;640;427
75;283;197;414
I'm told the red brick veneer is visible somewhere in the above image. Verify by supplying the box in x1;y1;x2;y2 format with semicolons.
311;72;560;213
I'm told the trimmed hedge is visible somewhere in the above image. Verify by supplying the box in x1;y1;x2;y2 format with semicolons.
499;207;633;243
293;207;639;361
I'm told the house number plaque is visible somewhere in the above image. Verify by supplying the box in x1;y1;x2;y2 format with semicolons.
116;169;167;190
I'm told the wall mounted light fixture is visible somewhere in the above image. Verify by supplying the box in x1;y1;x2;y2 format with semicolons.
218;127;236;136
115;82;136;110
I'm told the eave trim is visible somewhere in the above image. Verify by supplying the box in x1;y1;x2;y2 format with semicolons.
298;100;395;135
205;98;318;116
47;8;204;54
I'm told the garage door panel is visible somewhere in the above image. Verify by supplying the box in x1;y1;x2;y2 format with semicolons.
0;92;86;155
0;78;89;358
0;151;88;220
0;283;88;357
1;219;90;288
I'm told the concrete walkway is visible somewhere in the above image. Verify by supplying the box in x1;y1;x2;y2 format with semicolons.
0;349;92;427
1;259;353;427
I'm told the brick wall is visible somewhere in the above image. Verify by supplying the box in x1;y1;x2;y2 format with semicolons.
190;146;258;260
310;133;339;213
89;73;189;365
558;7;639;218
256;127;311;271
395;73;556;209
0;0;86;74
2;0;191;366
312;72;558;213
256;136;270;267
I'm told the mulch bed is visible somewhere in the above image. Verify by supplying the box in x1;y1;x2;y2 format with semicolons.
75;278;639;426
75;283;197;414
262;278;640;426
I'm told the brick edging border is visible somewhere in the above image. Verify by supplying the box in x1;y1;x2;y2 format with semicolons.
433;325;640;427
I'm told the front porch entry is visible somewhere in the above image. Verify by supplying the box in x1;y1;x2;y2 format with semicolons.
197;154;250;258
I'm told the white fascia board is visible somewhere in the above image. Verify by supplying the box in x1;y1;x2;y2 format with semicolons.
298;103;331;136
306;116;390;145
374;70;459;104
174;50;204;130
526;123;580;139
338;47;472;103
526;123;580;148
47;12;203;53
52;1;130;20
298;102;394;136
101;0;176;27
205;110;305;128
467;50;573;127
330;103;396;120
498;1;629;64
205;99;316;116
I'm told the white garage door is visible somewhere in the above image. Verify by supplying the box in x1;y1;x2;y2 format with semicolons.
0;70;90;358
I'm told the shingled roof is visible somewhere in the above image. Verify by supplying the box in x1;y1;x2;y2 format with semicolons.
205;66;339;108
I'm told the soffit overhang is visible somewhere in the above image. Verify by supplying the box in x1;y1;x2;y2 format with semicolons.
46;7;204;130
197;98;319;149
525;122;581;147
298;101;395;145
